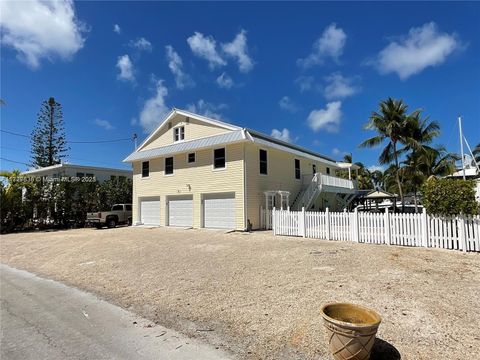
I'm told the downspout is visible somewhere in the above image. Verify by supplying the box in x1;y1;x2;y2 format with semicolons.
242;129;248;231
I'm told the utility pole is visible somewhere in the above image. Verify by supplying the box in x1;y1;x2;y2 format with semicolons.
458;116;466;180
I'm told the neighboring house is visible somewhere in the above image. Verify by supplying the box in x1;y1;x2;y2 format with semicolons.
124;108;359;230
22;163;132;183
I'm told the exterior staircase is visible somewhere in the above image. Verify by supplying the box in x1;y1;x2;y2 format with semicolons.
291;173;357;211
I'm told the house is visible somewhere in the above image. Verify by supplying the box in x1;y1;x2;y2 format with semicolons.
123;108;359;230
21;163;132;183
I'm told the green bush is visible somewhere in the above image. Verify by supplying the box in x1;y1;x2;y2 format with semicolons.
421;178;479;216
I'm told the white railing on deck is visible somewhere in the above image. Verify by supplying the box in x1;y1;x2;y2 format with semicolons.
318;174;355;189
271;208;480;253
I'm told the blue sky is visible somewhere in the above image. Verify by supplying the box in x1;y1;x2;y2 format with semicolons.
1;1;479;172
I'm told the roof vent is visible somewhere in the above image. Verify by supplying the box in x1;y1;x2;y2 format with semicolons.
168;122;172;129
186;117;190;124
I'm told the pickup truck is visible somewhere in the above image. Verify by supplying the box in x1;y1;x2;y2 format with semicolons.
86;204;132;229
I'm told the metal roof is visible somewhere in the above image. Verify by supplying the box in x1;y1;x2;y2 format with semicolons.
123;130;246;162
246;129;338;167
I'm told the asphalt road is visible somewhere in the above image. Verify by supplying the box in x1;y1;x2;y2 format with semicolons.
0;264;231;360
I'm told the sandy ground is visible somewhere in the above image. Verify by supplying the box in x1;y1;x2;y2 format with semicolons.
1;227;479;360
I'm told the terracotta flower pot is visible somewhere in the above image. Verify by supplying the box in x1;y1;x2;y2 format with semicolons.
320;303;382;360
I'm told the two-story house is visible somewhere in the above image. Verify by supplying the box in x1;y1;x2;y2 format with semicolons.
124;108;359;230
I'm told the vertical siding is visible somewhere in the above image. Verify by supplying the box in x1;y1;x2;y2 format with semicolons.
132;143;245;230
245;143;336;229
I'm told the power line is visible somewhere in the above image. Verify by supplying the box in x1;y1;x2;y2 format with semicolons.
0;129;29;138
0;129;133;144
0;146;128;168
0;157;29;166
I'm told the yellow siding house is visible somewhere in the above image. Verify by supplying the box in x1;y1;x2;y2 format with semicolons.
124;109;359;230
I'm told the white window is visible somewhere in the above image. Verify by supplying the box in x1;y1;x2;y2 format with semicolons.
173;126;185;142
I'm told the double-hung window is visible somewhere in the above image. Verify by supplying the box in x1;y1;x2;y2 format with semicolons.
165;157;174;175
259;149;268;175
294;159;301;179
213;148;226;169
142;161;149;177
173;126;185;142
188;153;196;163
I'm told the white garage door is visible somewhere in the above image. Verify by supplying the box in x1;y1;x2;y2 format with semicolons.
168;197;193;227
140;199;160;226
204;193;236;229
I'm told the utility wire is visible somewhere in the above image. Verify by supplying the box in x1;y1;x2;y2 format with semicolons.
0;157;29;166
0;129;132;144
0;146;128;168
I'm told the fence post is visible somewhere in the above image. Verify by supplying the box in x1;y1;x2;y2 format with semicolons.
421;208;428;247
353;207;359;242
272;207;276;236
459;214;467;252
301;207;306;238
384;208;391;245
326;207;330;241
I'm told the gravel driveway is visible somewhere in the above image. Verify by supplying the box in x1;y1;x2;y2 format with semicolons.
1;227;478;359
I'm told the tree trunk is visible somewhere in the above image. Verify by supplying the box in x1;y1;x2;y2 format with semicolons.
393;141;404;212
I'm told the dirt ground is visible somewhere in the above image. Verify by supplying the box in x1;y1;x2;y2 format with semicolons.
1;227;479;360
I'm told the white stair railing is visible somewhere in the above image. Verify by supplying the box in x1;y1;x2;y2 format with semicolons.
293;173;320;210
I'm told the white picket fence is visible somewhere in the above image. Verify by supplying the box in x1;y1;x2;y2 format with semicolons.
270;208;480;252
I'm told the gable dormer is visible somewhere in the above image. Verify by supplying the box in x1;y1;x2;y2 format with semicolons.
138;109;241;151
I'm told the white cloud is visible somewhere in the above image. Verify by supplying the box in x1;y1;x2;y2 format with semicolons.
278;96;298;113
307;101;342;133
94;119;114;130
139;80;170;133
332;148;342;156
186;99;227;120
116;54;134;82
295;76;315;92
216;72;234;89
129;37;152;51
368;165;385;173
271;128;293;143
165;45;194;89
187;32;226;69
297;23;346;68
373;22;461;80
324;73;358;100
222;29;254;73
0;0;86;69
113;24;121;34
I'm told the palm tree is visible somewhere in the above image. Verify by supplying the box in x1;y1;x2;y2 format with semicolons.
359;98;418;209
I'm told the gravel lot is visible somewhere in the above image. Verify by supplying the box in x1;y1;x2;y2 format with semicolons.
1;227;479;359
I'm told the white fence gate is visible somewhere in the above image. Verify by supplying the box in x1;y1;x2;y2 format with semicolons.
271;208;480;253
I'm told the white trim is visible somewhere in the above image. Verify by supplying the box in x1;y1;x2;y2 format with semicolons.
186;152;196;164
212;147;227;171
164;156;174;176
136;109;241;151
173;125;185;142
259;148;268;176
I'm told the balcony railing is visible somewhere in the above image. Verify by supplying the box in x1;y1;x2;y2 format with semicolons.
302;173;356;190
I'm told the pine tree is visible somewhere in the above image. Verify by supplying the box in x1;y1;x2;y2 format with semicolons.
30;97;69;168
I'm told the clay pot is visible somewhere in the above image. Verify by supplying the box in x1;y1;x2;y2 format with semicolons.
320;303;381;360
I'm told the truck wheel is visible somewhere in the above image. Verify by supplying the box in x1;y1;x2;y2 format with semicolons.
107;219;117;228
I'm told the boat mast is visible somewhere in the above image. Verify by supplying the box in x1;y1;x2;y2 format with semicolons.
458;116;466;180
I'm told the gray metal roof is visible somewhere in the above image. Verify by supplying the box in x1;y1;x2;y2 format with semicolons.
123;130;245;162
247;129;338;166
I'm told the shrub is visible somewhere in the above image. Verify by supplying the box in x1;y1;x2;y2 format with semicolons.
421;178;479;216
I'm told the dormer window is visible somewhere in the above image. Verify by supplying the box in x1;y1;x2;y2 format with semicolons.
174;126;185;142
